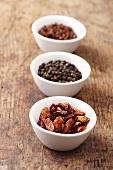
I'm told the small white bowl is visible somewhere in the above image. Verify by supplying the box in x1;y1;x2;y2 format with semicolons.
29;96;97;151
32;15;86;53
30;52;91;97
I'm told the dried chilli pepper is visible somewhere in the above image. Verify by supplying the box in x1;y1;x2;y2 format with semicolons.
38;102;90;134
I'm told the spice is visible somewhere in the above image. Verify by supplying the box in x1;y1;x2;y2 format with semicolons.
38;60;82;83
38;102;90;134
38;23;77;40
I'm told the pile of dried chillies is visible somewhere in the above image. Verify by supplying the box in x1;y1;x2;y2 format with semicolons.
38;102;90;134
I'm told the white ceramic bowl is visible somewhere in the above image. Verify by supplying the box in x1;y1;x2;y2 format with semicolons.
30;52;91;97
29;96;97;151
32;15;86;53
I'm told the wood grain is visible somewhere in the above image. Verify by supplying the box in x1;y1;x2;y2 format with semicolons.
0;0;113;169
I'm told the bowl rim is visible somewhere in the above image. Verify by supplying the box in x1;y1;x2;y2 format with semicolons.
29;96;97;137
32;15;86;43
30;51;91;86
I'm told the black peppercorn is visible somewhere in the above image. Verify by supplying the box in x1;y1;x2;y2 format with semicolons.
38;60;82;83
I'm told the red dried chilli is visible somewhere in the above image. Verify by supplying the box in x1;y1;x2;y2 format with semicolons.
38;102;90;134
38;23;77;40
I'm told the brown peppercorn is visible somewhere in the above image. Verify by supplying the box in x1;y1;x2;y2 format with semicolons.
38;23;77;40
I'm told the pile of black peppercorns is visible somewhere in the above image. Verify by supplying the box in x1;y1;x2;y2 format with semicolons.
38;60;82;83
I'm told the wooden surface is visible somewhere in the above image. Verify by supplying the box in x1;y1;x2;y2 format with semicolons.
0;0;113;169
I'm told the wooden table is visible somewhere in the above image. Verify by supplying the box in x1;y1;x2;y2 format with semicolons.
0;0;113;169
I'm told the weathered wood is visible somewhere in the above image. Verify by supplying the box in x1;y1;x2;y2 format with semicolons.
0;0;113;169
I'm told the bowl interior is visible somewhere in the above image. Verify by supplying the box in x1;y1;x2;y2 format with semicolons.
32;15;86;41
30;52;91;84
30;96;96;136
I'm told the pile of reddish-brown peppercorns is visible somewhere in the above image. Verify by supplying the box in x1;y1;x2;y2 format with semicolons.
38;60;82;83
38;23;77;40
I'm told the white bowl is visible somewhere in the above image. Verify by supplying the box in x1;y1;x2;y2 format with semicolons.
32;15;86;53
30;52;91;97
29;96;97;151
